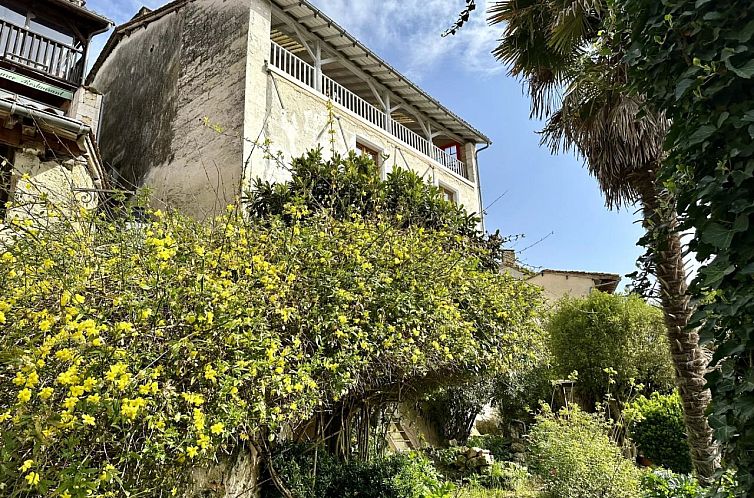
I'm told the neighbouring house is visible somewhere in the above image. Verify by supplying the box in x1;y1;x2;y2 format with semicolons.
87;0;490;221
528;269;621;304
0;0;113;231
502;250;621;304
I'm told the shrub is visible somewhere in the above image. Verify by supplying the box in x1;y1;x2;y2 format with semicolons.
625;392;691;474
528;406;641;498
266;446;454;498
640;469;703;498
470;461;531;491
0;200;543;495
548;292;675;407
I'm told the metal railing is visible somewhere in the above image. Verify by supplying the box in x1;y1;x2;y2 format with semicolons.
269;41;469;180
0;19;84;86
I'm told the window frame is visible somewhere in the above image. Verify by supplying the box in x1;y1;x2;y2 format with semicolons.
437;181;458;205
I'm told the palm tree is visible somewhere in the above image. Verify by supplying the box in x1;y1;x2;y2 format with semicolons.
487;0;719;481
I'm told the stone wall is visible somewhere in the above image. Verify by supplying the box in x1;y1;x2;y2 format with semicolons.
92;0;258;219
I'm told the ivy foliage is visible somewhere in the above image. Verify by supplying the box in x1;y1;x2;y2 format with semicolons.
547;292;675;407
625;392;691;474
618;0;754;491
0;172;542;496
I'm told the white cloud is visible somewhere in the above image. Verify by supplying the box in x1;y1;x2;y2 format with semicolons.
309;0;504;81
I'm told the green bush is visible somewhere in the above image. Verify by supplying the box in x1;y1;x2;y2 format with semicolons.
640;469;703;498
548;292;675;407
528;406;641;498
625;392;691;474
469;461;530;491
266;446;454;498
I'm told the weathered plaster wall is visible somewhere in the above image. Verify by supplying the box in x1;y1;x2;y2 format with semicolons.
2;149;96;226
247;71;482;214
527;273;597;305
93;0;256;219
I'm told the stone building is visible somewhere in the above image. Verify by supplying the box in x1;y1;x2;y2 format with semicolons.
0;0;112;229
88;0;491;221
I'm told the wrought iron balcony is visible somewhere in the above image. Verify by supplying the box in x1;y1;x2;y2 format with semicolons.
0;19;84;87
269;41;469;180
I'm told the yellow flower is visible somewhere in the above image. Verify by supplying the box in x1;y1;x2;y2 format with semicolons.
17;388;32;404
83;377;97;391
39;387;54;400
0;411;11;423
204;365;218;382
19;459;34;472
210;422;225;435
60;290;71;307
62;491;72;498
13;372;26;386
186;446;199;459
63;397;79;411
82;414;96;426
24;471;40;487
69;385;85;397
87;393;101;404
25;371;39;387
197;433;211;449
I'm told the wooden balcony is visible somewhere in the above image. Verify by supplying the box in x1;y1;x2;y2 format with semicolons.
269;41;470;180
0;19;84;88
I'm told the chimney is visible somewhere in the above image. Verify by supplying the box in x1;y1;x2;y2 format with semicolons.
502;250;516;268
68;0;86;6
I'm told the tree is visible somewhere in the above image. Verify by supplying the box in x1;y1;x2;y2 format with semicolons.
487;0;719;481
617;0;754;493
548;292;675;409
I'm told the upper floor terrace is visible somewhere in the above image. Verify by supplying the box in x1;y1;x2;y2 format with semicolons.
0;0;111;106
266;0;490;182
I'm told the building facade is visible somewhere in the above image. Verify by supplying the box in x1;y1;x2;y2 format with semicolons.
0;0;112;229
89;0;491;221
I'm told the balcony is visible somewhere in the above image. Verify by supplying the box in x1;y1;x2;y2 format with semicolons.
269;41;470;180
0;19;84;87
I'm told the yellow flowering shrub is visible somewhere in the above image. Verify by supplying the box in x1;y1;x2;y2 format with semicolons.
0;205;542;496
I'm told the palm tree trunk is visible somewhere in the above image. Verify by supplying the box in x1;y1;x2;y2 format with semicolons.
633;171;719;483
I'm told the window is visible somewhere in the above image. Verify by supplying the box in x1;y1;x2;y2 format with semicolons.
356;141;380;165
438;184;457;204
0;145;14;221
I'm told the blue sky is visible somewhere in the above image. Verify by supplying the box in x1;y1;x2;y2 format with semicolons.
85;0;646;282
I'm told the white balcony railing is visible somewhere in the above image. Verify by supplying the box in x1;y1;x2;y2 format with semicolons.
269;41;469;180
0;19;84;86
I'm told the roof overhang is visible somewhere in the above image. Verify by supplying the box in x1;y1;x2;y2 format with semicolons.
43;0;114;36
270;0;490;145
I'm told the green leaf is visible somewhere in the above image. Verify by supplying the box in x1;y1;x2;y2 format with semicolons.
726;58;754;79
675;78;695;100
687;125;716;145
701;222;734;249
733;215;750;233
736;20;754;43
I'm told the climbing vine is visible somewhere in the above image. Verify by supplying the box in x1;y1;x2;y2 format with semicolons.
618;0;754;493
0;183;542;496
